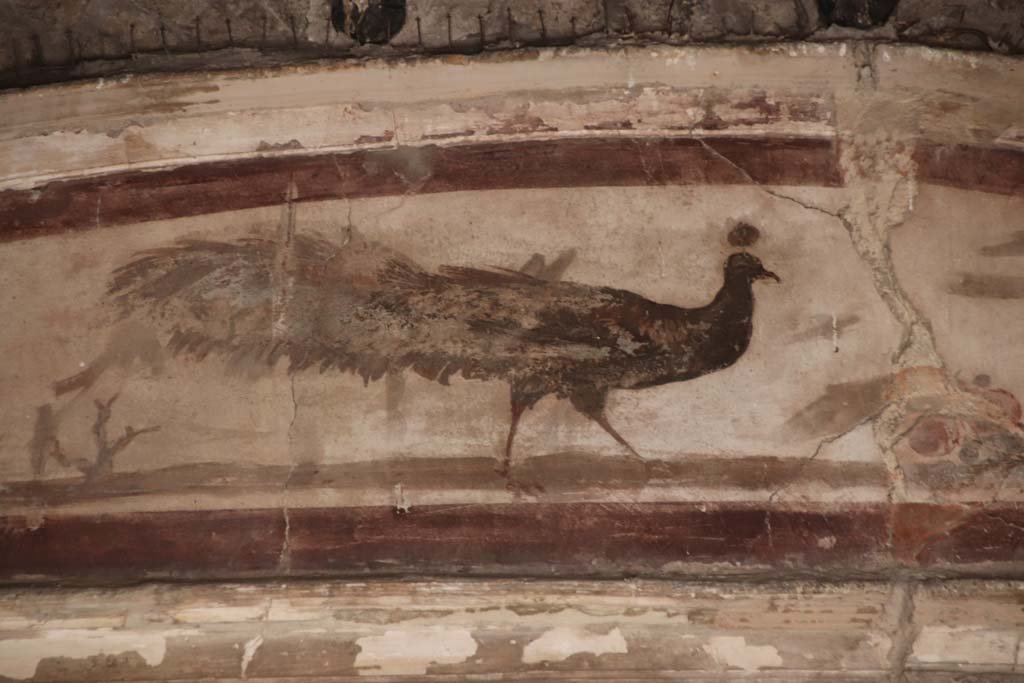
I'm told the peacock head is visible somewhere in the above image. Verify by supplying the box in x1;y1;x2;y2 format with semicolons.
725;252;780;284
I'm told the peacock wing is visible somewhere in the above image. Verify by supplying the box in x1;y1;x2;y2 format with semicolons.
108;234;416;380
437;267;688;355
370;265;676;384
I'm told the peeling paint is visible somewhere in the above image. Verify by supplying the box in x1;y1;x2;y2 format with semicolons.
912;626;1019;666
240;633;263;678
702;635;783;672
0;629;178;680
172;604;268;623
0;580;1016;679
354;626;477;675
522;626;628;664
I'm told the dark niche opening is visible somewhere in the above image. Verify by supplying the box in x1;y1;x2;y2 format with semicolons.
331;0;407;45
817;0;899;29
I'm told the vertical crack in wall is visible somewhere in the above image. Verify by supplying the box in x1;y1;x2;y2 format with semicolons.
240;598;272;679
288;373;300;437
271;179;299;341
886;581;919;682
281;372;298;574
278;505;292;573
835;152;932;503
830;45;992;502
835;137;940;372
835;135;928;502
835;44;940;373
274;179;299;575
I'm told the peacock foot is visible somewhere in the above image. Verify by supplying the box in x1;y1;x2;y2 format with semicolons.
505;475;545;496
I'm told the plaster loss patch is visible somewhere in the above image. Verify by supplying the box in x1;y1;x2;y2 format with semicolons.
522;626;628;663
354;626;477;675
911;626;1019;667
703;635;783;672
0;629;172;680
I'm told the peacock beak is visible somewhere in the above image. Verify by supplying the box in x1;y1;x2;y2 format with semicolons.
761;269;780;283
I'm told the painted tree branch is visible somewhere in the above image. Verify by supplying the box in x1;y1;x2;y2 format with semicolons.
30;394;159;481
89;394;161;478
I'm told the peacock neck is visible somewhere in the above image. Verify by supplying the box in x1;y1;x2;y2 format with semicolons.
709;270;755;317
623;270;758;388
688;270;756;371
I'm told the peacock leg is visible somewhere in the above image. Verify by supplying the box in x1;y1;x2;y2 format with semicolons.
498;398;528;478
592;412;642;460
570;389;644;462
498;384;548;481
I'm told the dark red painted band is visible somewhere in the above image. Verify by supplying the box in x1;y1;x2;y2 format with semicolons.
2;138;1017;245
2;502;1021;582
914;142;1024;196
0;136;841;242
